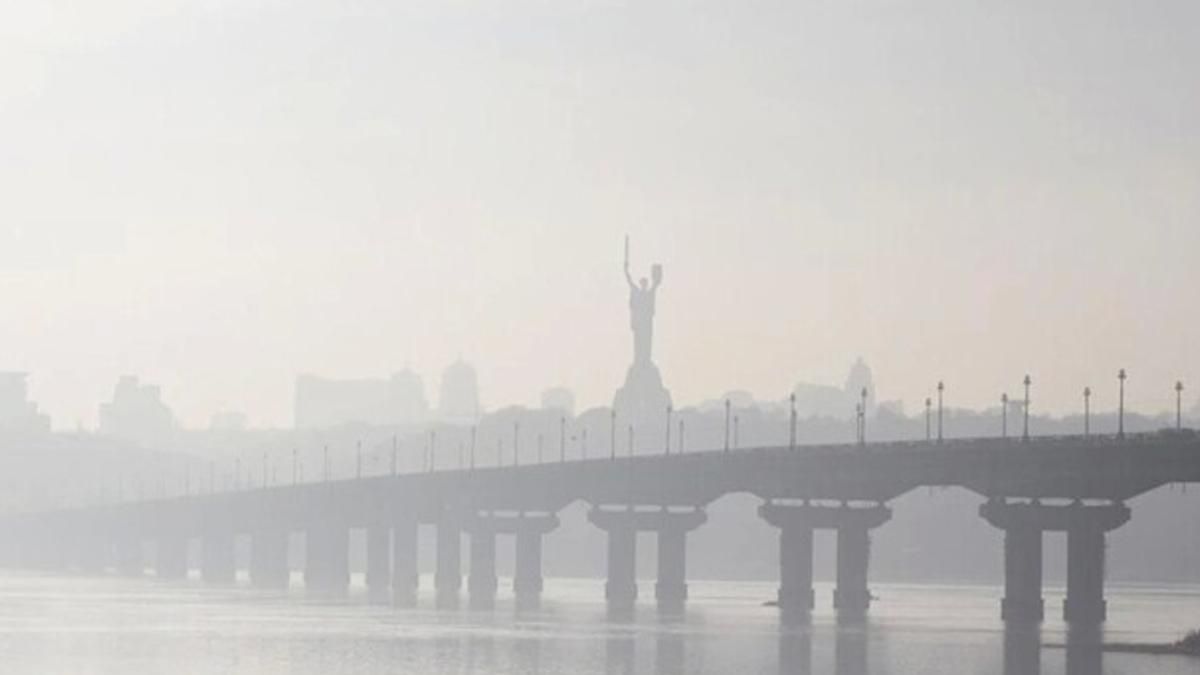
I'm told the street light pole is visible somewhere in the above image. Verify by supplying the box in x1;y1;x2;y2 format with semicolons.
924;397;932;441
610;410;616;461
860;387;869;445
1022;375;1031;442
1176;381;1184;431
1001;393;1008;439
937;381;945;443
1118;369;1127;440
665;405;672;456
1084;387;1091;437
724;399;731;453
789;393;797;451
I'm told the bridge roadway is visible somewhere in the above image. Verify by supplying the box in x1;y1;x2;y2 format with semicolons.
3;431;1198;622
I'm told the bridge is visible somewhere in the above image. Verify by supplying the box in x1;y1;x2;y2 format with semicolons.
2;431;1198;625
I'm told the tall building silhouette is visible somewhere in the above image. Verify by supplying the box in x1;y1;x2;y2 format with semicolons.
293;369;429;429
0;372;50;434
438;359;480;423
98;375;176;443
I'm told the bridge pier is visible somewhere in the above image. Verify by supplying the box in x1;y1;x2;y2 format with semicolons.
391;514;419;606
155;536;189;580
250;530;290;589
365;524;391;602
588;508;706;611
305;521;350;594
115;535;143;576
759;502;891;618
981;500;1130;624
468;528;498;608
201;531;236;584
514;519;554;606
463;512;559;608
435;515;462;607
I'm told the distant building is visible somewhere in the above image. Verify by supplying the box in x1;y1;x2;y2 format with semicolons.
0;372;50;434
438;360;481;423
209;410;248;431
791;358;877;420
541;387;575;416
294;370;429;429
98;376;176;443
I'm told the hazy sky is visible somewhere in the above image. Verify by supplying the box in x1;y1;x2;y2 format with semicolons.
2;1;1198;429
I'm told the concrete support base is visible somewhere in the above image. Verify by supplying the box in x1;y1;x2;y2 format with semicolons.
365;525;391;602
435;517;462;607
759;502;891;617
468;530;498;608
250;530;290;589
981;500;1130;625
201;532;235;584
391;516;419;607
305;522;350;594
115;536;144;577
589;508;706;611
155;537;189;580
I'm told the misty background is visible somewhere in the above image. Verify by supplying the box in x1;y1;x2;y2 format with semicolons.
2;2;1200;591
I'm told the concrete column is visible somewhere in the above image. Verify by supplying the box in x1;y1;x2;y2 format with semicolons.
1002;524;1044;622
468;530;498;608
365;525;391;601
391;515;419;606
833;524;872;616
1064;526;1107;624
115;536;143;576
155;537;189;580
778;525;815;613
604;523;638;608
655;527;688;609
435;517;462;607
250;530;290;589
201;532;235;583
305;522;350;594
513;527;545;602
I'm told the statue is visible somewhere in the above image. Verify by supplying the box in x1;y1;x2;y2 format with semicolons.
613;236;672;447
624;235;663;365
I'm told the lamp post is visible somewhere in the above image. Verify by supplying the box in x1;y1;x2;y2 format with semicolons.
678;419;685;454
924;397;932;441
628;424;635;458
734;415;740;451
937;381;945;443
1001;393;1008;439
610;410;616;461
665;405;672;456
1022;375;1031;442
724;399;731;453
1084;387;1091;437
1118;369;1127;440
582;428;588;460
855;403;863;444
1176;381;1184;431
789;393;797;451
860;387;869;445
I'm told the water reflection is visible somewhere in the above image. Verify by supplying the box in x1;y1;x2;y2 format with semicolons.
834;618;868;675
777;624;812;675
655;615;686;675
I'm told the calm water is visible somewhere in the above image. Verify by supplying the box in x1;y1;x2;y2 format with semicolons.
0;573;1196;674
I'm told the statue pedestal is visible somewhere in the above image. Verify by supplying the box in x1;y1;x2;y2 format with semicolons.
613;361;672;452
